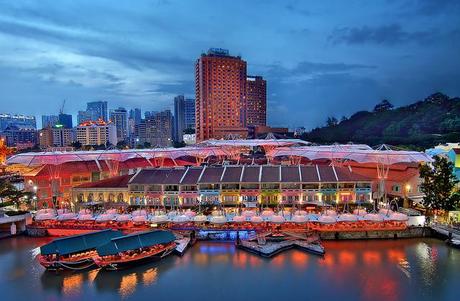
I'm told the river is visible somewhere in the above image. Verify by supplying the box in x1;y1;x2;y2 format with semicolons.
0;236;458;301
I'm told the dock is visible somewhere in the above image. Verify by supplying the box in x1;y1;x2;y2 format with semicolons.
173;231;197;256
236;231;325;258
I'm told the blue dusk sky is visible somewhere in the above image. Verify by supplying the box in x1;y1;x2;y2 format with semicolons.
0;0;459;129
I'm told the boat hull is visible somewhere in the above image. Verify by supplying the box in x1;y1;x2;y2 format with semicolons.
96;245;175;271
38;256;96;271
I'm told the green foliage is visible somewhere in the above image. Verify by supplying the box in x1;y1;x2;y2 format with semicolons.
303;92;460;148
419;157;460;211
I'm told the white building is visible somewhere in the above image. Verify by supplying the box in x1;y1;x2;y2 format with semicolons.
76;120;117;146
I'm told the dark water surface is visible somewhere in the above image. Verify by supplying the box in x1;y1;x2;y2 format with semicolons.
0;236;458;301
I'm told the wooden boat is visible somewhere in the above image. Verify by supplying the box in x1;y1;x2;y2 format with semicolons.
94;230;176;270
38;229;123;271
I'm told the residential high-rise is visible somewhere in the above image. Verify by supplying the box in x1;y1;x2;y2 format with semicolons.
0;113;36;132
246;76;267;126
41;115;59;128
173;96;196;142
195;48;248;141
76;120;117;146
135;110;172;147
38;127;53;149
58;113;73;129
87;101;108;121
39;126;75;148
109;107;128;142
52;126;75;147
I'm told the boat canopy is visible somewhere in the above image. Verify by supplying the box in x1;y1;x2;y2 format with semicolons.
96;230;176;256
40;229;122;256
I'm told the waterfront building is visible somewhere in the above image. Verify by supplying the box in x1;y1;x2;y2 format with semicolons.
0;113;36;132
58;113;73;129
109;107;128;142
195;48;248;141
246;76;266;126
136;110;173;147
76;120;117;146
70;165;372;207
173;95;196;142
41;115;59;128
2;125;37;148
87;101;108;121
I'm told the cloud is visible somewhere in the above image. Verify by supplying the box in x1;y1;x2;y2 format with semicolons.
329;24;436;45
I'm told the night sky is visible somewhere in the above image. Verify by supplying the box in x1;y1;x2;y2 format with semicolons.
0;0;459;129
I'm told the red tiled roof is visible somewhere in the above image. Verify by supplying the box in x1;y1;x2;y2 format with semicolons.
75;174;132;189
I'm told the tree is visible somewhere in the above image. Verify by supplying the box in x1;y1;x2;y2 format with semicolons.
419;156;460;212
373;99;394;112
326;116;338;127
71;141;82;149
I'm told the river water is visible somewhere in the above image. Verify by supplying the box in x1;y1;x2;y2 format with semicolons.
0;236;458;301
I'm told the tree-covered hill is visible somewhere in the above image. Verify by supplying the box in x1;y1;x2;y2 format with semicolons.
302;93;460;149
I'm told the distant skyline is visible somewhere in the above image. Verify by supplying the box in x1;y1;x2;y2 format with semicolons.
0;0;459;129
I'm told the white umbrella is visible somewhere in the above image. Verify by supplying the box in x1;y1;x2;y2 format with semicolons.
250;216;264;223
269;214;286;224
317;215;336;224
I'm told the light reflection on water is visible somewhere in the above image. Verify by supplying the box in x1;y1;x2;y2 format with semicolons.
0;236;458;301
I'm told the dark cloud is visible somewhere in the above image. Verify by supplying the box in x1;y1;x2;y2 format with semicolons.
329;24;436;45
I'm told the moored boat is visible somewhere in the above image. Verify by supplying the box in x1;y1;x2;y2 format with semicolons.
94;230;176;270
37;229;122;271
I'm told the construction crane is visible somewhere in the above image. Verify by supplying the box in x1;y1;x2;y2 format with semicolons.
59;99;66;114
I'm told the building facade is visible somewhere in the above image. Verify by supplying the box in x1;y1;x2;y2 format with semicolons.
41;115;59;128
136;110;173;147
109;107;128;143
3;125;37;148
71;165;372;208
0;113;36;132
195;48;248;141
76;120;117;146
87;101;108;121
246;76;266;126
77;110;93;124
58;113;73;129
173;96;196;142
52;126;75;147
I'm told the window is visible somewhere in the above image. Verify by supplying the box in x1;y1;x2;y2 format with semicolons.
392;185;401;192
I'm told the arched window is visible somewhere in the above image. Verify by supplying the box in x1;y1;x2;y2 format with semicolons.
117;193;124;202
87;193;93;202
98;193;104;202
78;194;84;202
108;193;115;202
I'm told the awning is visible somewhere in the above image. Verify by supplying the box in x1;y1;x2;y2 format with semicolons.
40;229;122;256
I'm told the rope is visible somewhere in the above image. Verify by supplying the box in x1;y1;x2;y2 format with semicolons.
58;259;95;271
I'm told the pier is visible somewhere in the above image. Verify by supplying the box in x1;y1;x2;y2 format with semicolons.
0;212;32;238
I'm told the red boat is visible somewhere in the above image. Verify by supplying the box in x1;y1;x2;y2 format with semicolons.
94;230;176;270
38;229;123;271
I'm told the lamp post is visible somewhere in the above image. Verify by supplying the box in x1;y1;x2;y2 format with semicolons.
403;183;411;208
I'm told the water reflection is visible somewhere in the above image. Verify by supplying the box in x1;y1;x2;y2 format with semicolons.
0;237;458;301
